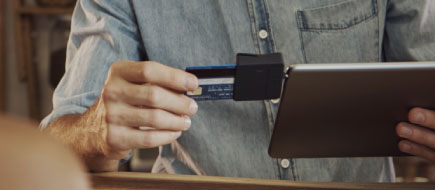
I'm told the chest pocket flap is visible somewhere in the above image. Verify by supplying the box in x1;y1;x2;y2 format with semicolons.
297;0;378;30
296;0;380;63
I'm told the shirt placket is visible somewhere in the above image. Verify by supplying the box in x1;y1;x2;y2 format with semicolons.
246;0;295;180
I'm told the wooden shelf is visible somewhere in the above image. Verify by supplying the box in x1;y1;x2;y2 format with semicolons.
13;2;74;119
17;6;74;15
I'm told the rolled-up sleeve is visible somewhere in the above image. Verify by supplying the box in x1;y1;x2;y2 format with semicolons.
40;0;145;128
383;0;435;61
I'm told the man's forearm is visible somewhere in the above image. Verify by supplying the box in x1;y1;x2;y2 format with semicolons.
44;102;119;172
43;60;198;172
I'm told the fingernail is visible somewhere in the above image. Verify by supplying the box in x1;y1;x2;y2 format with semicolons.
398;124;413;138
184;117;191;130
414;112;425;123
185;76;198;90
189;101;198;115
400;141;411;152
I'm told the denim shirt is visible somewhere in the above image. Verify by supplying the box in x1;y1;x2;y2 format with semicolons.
41;0;435;182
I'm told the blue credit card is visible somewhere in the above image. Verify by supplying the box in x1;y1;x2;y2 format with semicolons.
186;64;236;101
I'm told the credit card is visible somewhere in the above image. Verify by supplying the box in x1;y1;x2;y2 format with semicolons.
186;64;236;101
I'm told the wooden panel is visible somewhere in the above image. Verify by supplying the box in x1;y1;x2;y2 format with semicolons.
91;172;435;190
14;0;27;81
0;0;4;110
22;17;39;120
18;6;74;15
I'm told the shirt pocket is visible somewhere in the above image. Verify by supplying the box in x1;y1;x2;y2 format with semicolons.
297;0;380;63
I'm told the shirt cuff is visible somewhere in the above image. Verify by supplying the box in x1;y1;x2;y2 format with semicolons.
40;105;87;130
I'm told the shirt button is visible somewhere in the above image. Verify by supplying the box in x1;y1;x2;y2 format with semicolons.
280;159;290;169
271;98;280;104
258;29;268;39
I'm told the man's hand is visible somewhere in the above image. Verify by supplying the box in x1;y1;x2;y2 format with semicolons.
46;61;199;172
98;61;198;160
396;107;435;162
